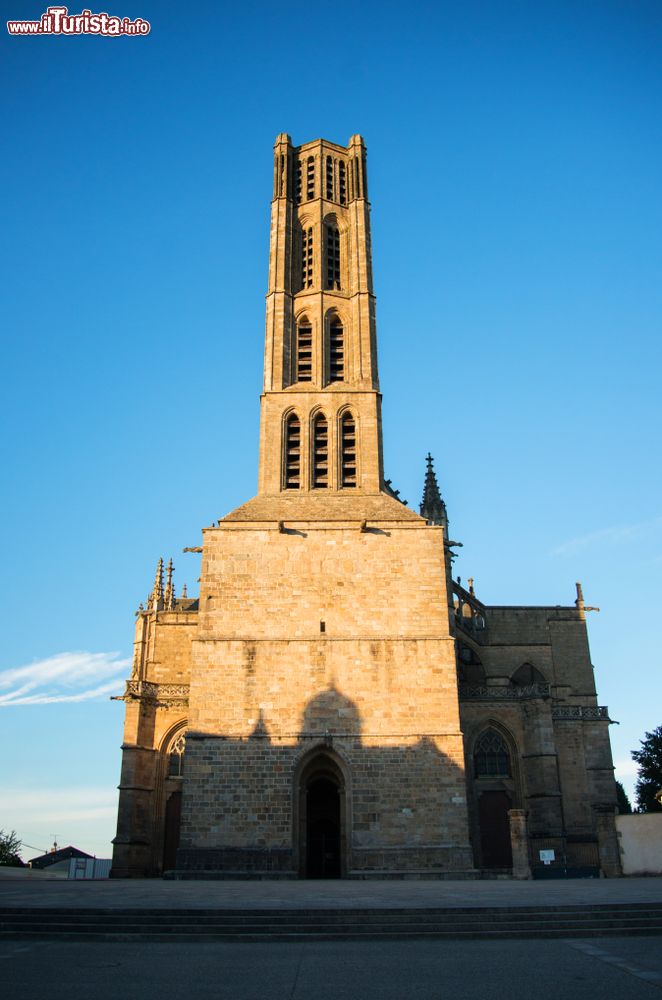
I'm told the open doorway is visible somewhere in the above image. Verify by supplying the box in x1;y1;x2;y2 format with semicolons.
297;750;347;878
478;790;513;868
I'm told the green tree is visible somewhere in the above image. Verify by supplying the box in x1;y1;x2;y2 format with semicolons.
632;726;662;813
615;780;632;814
0;829;24;867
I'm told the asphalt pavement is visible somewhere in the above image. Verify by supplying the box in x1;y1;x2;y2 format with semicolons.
2;935;662;1000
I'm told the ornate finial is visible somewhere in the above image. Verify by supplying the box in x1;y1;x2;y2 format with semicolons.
150;557;164;609
468;577;475;596
420;454;448;528
152;557;164;597
181;582;187;599
164;557;175;610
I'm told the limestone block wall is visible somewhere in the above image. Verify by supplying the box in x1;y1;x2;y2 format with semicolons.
178;515;473;874
196;519;449;641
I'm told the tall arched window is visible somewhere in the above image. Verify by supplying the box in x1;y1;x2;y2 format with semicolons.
328;318;344;382
296;320;312;382
301;228;313;289
168;732;186;778
339;411;357;488
284;413;301;489
306;156;315;200
326;225;340;289
474;729;511;777
338;162;346;205
312;413;328;489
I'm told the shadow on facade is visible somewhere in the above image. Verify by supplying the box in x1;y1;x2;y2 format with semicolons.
168;685;479;879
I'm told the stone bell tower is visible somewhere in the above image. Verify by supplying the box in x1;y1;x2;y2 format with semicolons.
259;133;383;495
169;133;473;879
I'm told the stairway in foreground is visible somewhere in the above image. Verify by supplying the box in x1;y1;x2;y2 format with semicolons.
2;902;662;942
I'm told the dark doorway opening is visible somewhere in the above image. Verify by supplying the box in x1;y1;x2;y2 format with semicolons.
163;788;182;872
478;790;513;868
306;776;341;878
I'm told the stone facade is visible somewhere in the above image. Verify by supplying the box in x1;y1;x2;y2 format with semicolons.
111;135;620;879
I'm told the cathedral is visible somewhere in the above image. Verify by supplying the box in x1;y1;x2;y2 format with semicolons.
111;134;621;879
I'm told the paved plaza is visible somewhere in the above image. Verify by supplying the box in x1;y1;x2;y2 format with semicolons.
2;935;662;1000
1;874;661;910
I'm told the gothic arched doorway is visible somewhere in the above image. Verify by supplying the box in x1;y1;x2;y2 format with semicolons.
297;750;347;879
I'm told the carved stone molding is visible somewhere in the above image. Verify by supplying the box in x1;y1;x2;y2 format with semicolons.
551;705;610;722
459;683;550;701
122;680;189;707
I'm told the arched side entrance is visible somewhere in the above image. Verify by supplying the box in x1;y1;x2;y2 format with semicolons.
468;724;520;871
295;748;349;879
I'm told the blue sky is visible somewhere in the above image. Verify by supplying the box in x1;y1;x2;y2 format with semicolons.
1;0;661;857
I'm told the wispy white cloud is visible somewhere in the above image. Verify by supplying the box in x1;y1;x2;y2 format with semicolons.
0;651;129;707
551;516;662;557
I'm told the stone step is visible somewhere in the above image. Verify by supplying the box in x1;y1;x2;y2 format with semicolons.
3;907;662;925
2;926;662;943
2;903;662;941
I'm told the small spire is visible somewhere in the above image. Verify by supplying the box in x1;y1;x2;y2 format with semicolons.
150;557;164;609
164;557;175;610
181;582;187;599
420;453;448;528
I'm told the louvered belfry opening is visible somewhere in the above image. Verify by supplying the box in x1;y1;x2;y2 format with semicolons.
338;161;346;204
301;228;313;289
326;155;334;200
312;413;329;489
284;413;301;489
340;411;357;488
326;225;340;289
296;322;312;382
295;160;303;204
306;156;315;200
329;318;344;383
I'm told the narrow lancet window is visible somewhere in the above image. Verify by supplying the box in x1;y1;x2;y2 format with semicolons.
339;161;346;204
312;413;329;489
326;226;340;289
329;318;344;382
301;228;313;289
284;414;301;489
296;322;312;382
474;729;511;777
306;156;315;200
326;156;334;200
340;412;357;488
